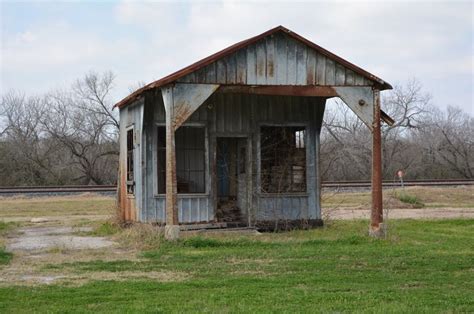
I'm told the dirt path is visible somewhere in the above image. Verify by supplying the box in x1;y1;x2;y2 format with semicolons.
1;214;109;223
6;225;115;251
0;219;135;286
323;207;474;220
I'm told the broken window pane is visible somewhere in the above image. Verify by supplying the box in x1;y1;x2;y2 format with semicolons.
260;126;306;193
157;126;206;194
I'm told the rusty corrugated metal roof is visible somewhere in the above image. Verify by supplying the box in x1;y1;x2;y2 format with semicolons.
115;25;392;109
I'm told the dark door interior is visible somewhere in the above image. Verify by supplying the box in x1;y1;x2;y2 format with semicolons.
216;137;247;224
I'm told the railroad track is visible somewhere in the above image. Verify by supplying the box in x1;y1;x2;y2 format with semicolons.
322;179;474;188
0;185;117;194
0;179;472;195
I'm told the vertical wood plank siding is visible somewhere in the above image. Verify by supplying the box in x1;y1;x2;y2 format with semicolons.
119;99;144;221
177;33;372;87
140;92;326;223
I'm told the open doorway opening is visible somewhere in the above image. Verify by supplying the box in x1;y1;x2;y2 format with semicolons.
216;137;248;225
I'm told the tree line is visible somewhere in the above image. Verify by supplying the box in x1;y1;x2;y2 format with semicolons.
0;72;118;186
0;73;472;186
321;80;473;180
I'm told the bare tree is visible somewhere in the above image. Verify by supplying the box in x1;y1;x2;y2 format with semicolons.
73;71;119;132
415;106;474;178
41;88;118;185
379;79;431;178
0;91;64;185
128;81;147;94
0;71;119;186
320;79;432;181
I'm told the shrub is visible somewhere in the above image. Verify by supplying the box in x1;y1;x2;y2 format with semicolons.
0;248;12;265
93;221;120;236
397;192;424;208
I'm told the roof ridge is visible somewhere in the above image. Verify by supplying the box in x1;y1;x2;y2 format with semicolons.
115;25;391;109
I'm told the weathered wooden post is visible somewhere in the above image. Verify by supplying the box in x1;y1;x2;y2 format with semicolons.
370;89;384;237
335;86;386;237
162;87;180;240
161;83;219;240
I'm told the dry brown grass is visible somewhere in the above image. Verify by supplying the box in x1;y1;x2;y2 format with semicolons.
115;223;164;250
0;194;115;224
322;186;474;210
1;187;471;223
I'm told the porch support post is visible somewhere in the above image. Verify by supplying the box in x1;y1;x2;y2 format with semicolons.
334;86;386;236
370;89;384;237
162;87;180;240
161;83;219;240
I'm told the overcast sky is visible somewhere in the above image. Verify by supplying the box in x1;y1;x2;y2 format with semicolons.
1;0;473;115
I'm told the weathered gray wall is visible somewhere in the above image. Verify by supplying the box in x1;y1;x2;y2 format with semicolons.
136;91;325;224
177;32;373;87
118;99;144;221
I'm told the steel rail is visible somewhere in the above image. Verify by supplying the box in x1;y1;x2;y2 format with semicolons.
0;179;472;195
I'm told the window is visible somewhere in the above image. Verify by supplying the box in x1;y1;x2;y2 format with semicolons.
126;128;134;194
260;126;306;193
157;126;206;194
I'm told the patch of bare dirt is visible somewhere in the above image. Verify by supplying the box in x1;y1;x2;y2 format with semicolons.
0;268;187;286
6;226;115;251
231;270;268;276
1;220;150;286
226;257;273;265
1;215;109;223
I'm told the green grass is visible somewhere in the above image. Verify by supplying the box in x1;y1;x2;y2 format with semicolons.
0;248;12;265
1;219;473;312
90;221;120;236
396;192;425;208
0;222;14;265
0;221;15;234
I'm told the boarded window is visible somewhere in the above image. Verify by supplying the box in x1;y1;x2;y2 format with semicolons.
157;126;206;194
126;128;134;194
260;126;306;193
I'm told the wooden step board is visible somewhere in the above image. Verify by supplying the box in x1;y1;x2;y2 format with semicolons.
179;222;228;231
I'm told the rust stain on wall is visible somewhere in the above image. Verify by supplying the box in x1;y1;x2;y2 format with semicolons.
267;60;274;77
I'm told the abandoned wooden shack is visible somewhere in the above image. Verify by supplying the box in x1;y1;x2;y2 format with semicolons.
115;26;393;239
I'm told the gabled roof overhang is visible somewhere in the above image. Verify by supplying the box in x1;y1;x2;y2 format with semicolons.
114;25;392;109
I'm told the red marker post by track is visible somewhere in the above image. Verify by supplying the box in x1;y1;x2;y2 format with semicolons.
397;170;404;188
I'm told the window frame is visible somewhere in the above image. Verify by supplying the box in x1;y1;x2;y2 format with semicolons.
258;123;309;195
154;122;209;197
126;126;135;195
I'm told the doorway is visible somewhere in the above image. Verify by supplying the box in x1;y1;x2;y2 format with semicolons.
216;137;248;225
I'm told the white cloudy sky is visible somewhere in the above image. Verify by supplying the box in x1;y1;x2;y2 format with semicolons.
1;0;473;114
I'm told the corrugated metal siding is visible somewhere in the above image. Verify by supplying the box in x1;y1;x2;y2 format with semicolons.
177;32;373;87
141;92;325;223
145;196;211;224
257;195;309;220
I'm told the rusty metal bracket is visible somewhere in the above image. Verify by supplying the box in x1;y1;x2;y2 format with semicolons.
334;86;374;131
162;83;220;131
